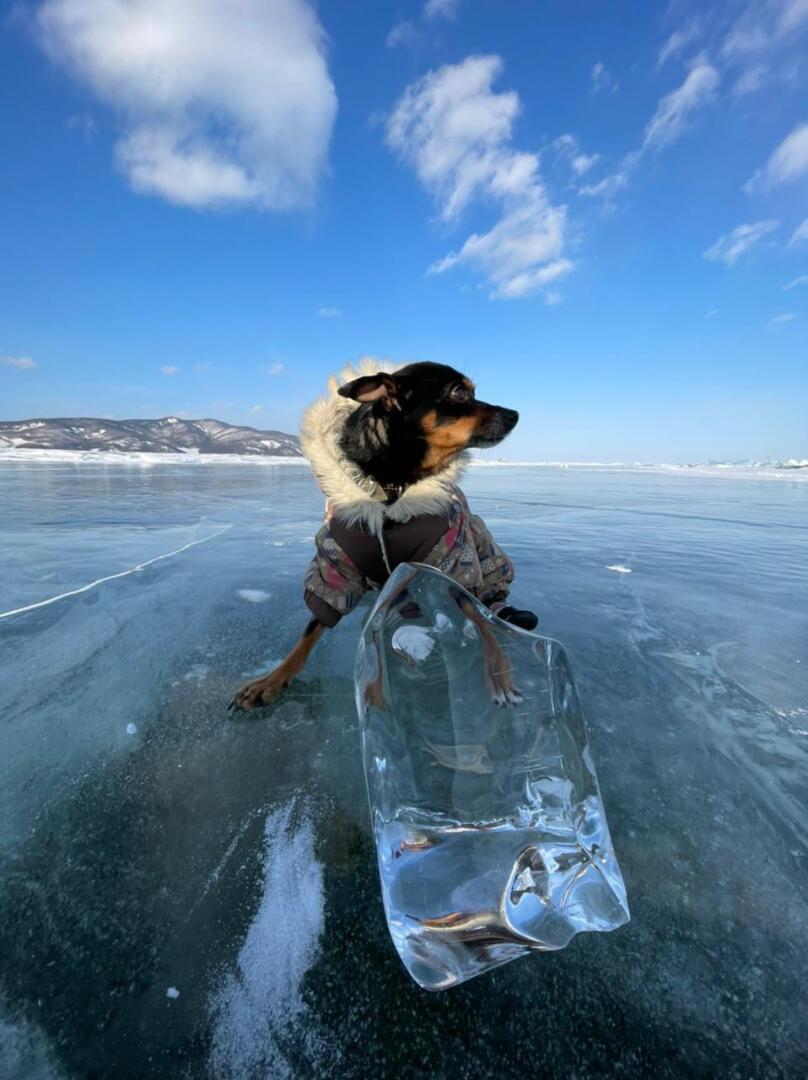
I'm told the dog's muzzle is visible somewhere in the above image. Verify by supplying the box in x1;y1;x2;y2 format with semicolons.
471;407;519;448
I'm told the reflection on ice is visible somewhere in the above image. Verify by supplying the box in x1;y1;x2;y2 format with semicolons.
356;564;629;990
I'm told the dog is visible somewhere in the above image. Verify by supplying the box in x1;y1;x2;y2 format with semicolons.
229;360;537;712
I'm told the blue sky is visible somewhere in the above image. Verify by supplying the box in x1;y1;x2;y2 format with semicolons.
1;0;806;462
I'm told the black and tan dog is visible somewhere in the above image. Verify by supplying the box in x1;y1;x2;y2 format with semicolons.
230;360;536;712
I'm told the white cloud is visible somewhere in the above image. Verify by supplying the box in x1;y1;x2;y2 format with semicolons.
724;0;808;58
579;168;632;199
581;61;718;200
702;220;779;266
745;123;808;192
388;0;459;50
0;355;38;370
658;18;704;66
721;1;808;99
784;274;808;289
316;307;343;318
770;312;797;323
386;20;417;49
731;64;768;96
553;134;599;176
705;309;718;318
423;0;460;19
641;62;720;153
37;0;337;210
790;218;808;245
571;152;600;176
591;62;618;94
249;404;265;413
387;55;571;300
267;362;284;375
779;0;808;34
66;112;96;140
161;365;180;375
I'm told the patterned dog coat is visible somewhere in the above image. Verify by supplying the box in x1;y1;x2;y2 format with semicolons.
299;361;516;628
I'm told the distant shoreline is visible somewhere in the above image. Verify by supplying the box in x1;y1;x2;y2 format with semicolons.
1;447;805;480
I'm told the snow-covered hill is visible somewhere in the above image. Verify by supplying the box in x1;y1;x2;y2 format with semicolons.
0;416;302;456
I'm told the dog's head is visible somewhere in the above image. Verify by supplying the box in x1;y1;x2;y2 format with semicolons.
337;361;518;485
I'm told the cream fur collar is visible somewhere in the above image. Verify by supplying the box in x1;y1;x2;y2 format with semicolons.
299;357;466;532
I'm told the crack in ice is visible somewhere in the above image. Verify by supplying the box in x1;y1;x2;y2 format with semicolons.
0;525;232;620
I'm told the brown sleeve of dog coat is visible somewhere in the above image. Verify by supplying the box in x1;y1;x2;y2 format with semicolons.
303;523;371;626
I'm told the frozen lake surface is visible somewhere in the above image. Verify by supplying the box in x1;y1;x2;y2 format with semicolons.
1;460;807;1078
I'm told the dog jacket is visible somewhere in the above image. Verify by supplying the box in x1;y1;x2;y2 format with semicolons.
299;361;515;628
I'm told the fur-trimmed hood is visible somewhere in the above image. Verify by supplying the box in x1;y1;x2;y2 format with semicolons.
300;357;467;532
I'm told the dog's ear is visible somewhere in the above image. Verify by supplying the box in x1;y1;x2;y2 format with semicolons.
337;373;398;408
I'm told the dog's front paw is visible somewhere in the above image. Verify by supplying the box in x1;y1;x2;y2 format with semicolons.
484;647;523;707
228;670;288;712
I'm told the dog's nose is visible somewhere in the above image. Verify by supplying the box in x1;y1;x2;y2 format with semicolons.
503;408;519;429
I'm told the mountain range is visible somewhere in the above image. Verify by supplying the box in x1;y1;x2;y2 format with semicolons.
0;416;302;456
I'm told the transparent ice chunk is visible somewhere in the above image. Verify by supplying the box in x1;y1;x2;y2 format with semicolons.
355;564;630;991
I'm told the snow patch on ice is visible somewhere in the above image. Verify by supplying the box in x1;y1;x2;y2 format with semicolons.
606;565;632;574
209;797;326;1080
126;723;137;735
182;663;209;681
166;987;180;1000
237;589;271;603
392;625;436;662
0;1007;62;1079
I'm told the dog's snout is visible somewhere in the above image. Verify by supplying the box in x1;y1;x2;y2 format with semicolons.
469;403;519;448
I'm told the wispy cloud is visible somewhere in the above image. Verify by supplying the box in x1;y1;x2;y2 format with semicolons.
784;274;808;290
703;220;779;266
161;365;180;376
718;0;808;97
37;0;336;210
553;134;599;176
386;55;571;301
423;0;460;19
642;61;720;152
571;152;600;176
249;404;265;413
66;112;96;140
386;20;417;49
770;312;797;324
658;17;704;67
731;63;768;96
388;0;459;50
591;62;618;94
267;362;284;376
0;355;38;370
705;309;718;318
581;61;719;200
790;218;808;246
745;122;808;192
723;0;808;59
316;307;342;318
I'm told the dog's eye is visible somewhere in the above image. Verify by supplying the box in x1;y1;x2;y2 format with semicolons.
449;385;470;404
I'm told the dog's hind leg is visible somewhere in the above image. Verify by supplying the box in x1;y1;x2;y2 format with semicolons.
228;616;326;712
